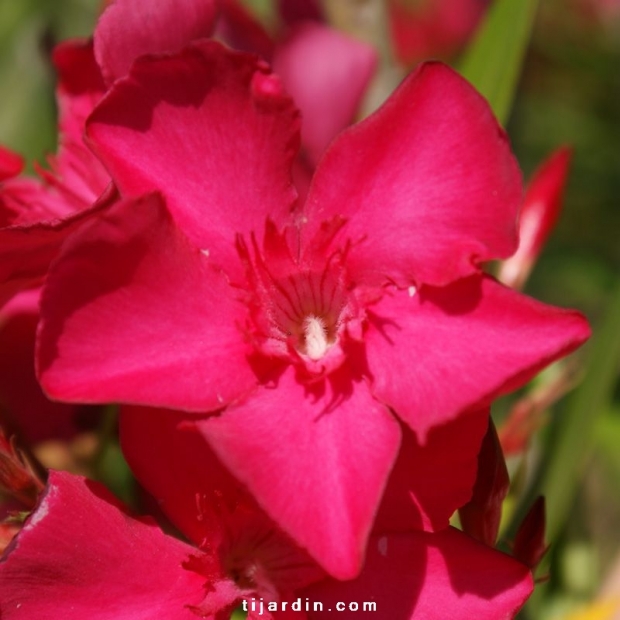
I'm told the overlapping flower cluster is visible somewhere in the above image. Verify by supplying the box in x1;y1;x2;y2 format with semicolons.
0;1;590;618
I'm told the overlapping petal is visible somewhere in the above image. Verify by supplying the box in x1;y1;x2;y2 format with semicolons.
374;410;488;534
94;0;218;85
38;192;256;411
87;40;301;270
0;290;81;443
303;528;533;619
365;274;591;438
194;364;401;579
0;192;114;307
120;406;326;593
302;62;521;287
0;471;205;619
120;406;223;546
49;40;110;209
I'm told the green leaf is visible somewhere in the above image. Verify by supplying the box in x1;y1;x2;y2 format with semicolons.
508;279;620;544
458;0;540;125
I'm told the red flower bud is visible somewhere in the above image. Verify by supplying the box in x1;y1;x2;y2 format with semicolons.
499;147;572;290
512;496;549;573
459;418;510;547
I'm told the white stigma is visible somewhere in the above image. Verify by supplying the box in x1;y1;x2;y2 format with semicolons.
302;315;329;361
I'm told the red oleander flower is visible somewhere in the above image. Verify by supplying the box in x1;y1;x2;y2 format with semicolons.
0;410;534;619
35;41;589;577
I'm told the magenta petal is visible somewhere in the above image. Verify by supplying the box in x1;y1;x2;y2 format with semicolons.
0;471;205;619
388;0;490;64
303;62;521;287
87;41;300;269
375;410;488;534
120;406;262;547
120;406;326;594
120;406;222;546
0;145;23;182
94;0;217;85
195;365;401;579
51;40;110;208
0;290;82;443
303;528;532;619
0;191;114;306
38;192;256;411
1;42;108;232
272;23;376;168
366;275;591;438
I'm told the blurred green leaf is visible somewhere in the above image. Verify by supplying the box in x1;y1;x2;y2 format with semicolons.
459;0;539;125
509;279;620;545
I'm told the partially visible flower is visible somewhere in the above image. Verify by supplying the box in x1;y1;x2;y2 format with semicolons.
123;408;532;618
388;0;492;65
36;42;590;577
498;147;573;291
0;409;533;619
0;40;113;306
0;449;324;619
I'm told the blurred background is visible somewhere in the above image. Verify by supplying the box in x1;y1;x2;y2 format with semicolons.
0;0;618;618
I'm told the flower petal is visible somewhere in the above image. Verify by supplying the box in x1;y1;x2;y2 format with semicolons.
458;418;510;547
388;0;490;65
498;146;572;290
303;528;532;619
374;410;488;534
302;62;521;287
0;190;115;307
120;406;225;546
0;471;205;619
120;406;264;547
365;275;591;439
0;146;23;182
195;364;401;580
0;290;87;443
87;40;301;271
37;192;256;412
272;23;376;168
93;0;217;85
120;406;326;592
50;39;110;208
